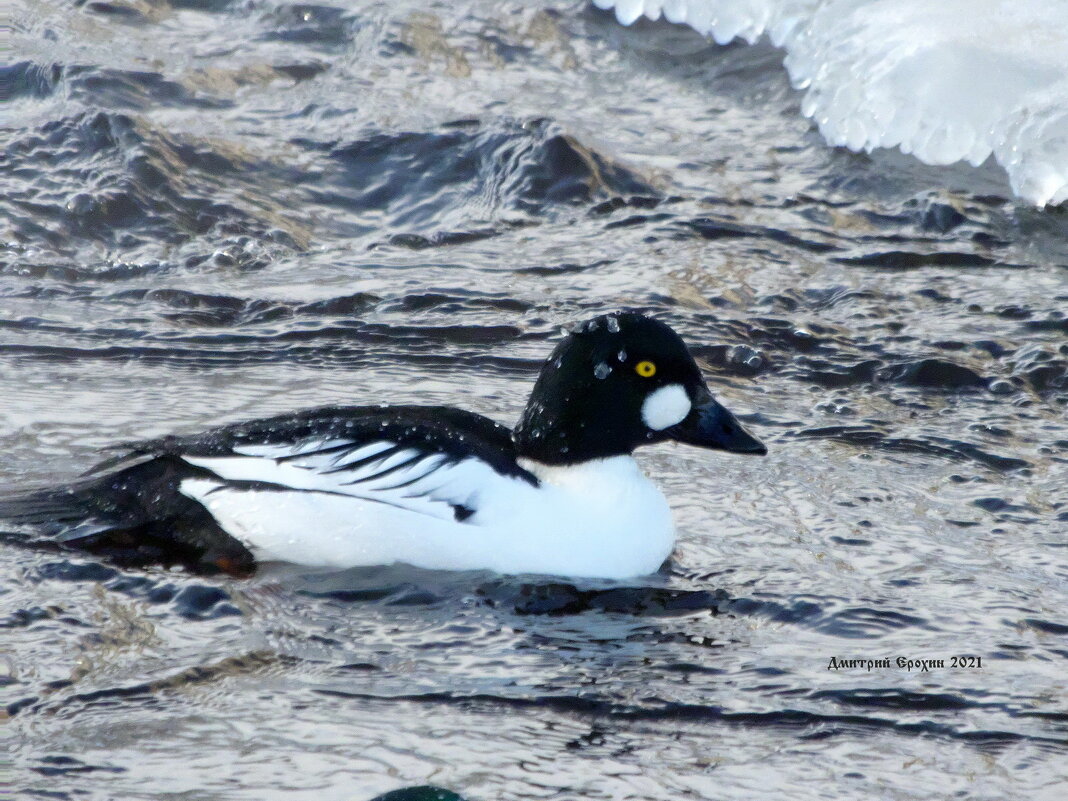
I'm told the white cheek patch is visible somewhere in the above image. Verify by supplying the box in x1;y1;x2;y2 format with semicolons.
641;384;691;431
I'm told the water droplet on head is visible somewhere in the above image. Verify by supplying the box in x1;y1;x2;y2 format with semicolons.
594;362;612;379
617;349;627;362
606;316;620;334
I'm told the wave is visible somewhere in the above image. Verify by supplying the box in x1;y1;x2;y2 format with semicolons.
0;107;654;266
593;0;1068;207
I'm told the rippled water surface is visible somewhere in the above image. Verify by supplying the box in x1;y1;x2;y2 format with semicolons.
3;2;1068;799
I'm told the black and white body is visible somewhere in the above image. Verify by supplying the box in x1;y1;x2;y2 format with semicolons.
1;312;766;579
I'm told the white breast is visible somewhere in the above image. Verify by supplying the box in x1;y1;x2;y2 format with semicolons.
177;452;675;580
500;455;676;578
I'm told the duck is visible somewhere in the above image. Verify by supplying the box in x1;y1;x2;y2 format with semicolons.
0;312;766;579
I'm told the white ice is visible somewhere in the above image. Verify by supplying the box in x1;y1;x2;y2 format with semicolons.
593;0;1068;206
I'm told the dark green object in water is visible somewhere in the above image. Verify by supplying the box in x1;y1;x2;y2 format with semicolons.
369;787;466;801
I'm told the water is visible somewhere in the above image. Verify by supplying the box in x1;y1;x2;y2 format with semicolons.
3;2;1067;799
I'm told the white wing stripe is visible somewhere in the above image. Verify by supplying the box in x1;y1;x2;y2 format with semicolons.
183;454;349;494
181;432;540;532
182;445;465;517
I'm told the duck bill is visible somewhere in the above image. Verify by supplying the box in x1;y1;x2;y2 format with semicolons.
667;389;767;455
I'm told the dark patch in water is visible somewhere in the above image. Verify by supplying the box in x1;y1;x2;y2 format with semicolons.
1020;618;1068;636
299;119;656;236
65;66;234;110
810;689;972;712
1;112;291;257
479;581;733;617
2;61;62;101
26;556;242;619
815;606;929;639
834;251;1002;269
369;789;466;801
31;756;126;777
793;426;1029;471
312;686;1068;749
876;358;987;389
684;216;839;253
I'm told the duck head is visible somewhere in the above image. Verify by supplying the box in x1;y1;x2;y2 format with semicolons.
514;312;766;464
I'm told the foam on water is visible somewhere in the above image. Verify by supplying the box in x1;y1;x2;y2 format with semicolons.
593;0;1068;206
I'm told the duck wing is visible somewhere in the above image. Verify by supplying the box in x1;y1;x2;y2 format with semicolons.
1;406;537;574
161;405;538;522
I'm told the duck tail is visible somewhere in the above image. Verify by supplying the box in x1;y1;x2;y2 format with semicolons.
0;458;255;577
0;486;96;529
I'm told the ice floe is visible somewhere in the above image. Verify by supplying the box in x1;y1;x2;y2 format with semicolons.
592;0;1068;206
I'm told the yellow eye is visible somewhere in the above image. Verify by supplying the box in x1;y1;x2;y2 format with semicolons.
635;360;657;378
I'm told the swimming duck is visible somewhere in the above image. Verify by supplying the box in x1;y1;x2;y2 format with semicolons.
1;312;765;579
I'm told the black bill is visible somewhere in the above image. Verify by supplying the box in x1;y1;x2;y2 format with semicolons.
667;388;767;455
